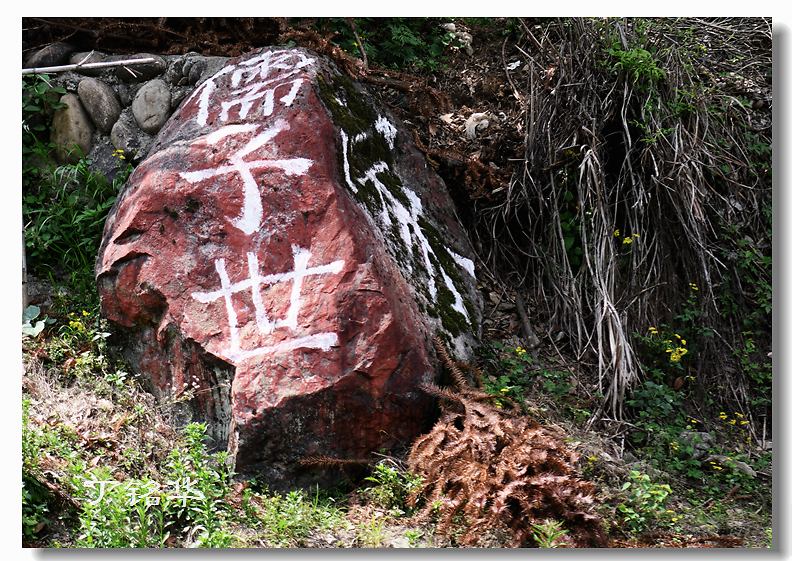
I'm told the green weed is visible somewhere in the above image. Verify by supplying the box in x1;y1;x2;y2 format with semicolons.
257;488;347;547
617;471;672;534
308;18;461;71
531;519;570;547
364;461;422;515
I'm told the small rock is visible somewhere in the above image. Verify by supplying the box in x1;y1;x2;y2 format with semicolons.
705;454;756;478
169;59;184;85
114;53;167;82
116;82;135;107
24;42;75;69
678;431;715;460
110;116;150;161
464;112;489;139
78;77;123;134
51;93;94;164
132;80;171;134
188;59;206;85
88;141;128;183
389;536;410;548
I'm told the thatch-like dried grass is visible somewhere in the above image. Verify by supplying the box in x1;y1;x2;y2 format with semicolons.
472;18;771;422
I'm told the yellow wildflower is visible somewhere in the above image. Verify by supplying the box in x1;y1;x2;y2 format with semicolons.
82;310;90;316
633;233;640;238
623;237;633;244
614;229;620;237
735;412;744;418
500;388;509;393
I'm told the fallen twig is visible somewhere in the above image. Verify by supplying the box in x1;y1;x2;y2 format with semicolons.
22;57;156;75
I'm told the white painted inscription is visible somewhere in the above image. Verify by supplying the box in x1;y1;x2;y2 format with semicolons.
185;50;316;127
178;119;313;235
191;245;344;363
340;126;473;322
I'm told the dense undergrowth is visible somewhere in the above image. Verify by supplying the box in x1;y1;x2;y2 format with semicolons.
22;17;771;548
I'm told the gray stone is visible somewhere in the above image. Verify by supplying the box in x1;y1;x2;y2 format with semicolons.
188;59;206;85
114;53;167;82
705;454;756;478
70;51;105;76
678;431;715;460
87;140;128;183
131;80;171;134
110;115;150;161
24;42;76;69
169;59;184;85
116;82;137;108
77;77;122;134
50;93;94;164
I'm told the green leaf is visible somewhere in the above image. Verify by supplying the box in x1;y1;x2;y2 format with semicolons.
22;305;41;324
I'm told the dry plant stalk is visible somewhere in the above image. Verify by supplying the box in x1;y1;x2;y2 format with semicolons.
475;18;771;421
406;337;608;547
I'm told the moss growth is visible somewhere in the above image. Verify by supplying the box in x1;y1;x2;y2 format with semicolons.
417;216;464;289
375;170;409;207
316;73;368;138
316;71;409;223
464;298;479;334
357;178;384;211
435;285;468;338
315;67;479;342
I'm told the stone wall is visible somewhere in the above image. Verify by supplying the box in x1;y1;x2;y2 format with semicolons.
24;42;232;179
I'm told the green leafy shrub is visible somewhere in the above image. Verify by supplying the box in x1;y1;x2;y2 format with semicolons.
23;74;134;284
72;423;234;548
23;151;132;278
481;341;535;406
257;488;347;547
309;18;461;71
617;471;672;533
364;461;423;514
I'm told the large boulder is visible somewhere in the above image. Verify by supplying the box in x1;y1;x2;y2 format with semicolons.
96;46;482;490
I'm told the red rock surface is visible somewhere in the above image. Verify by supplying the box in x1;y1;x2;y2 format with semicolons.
96;47;482;489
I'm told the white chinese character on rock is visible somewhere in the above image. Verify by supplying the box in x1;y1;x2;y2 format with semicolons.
178;119;313;235
191;245;344;363
187;50;316;127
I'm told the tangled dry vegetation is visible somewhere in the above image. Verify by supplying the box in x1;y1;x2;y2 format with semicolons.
465;18;772;424
406;338;607;547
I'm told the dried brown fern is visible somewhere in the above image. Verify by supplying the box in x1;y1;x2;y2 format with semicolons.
297;454;370;468
408;338;608;547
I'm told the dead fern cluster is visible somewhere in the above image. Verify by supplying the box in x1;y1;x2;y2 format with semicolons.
405;338;607;547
